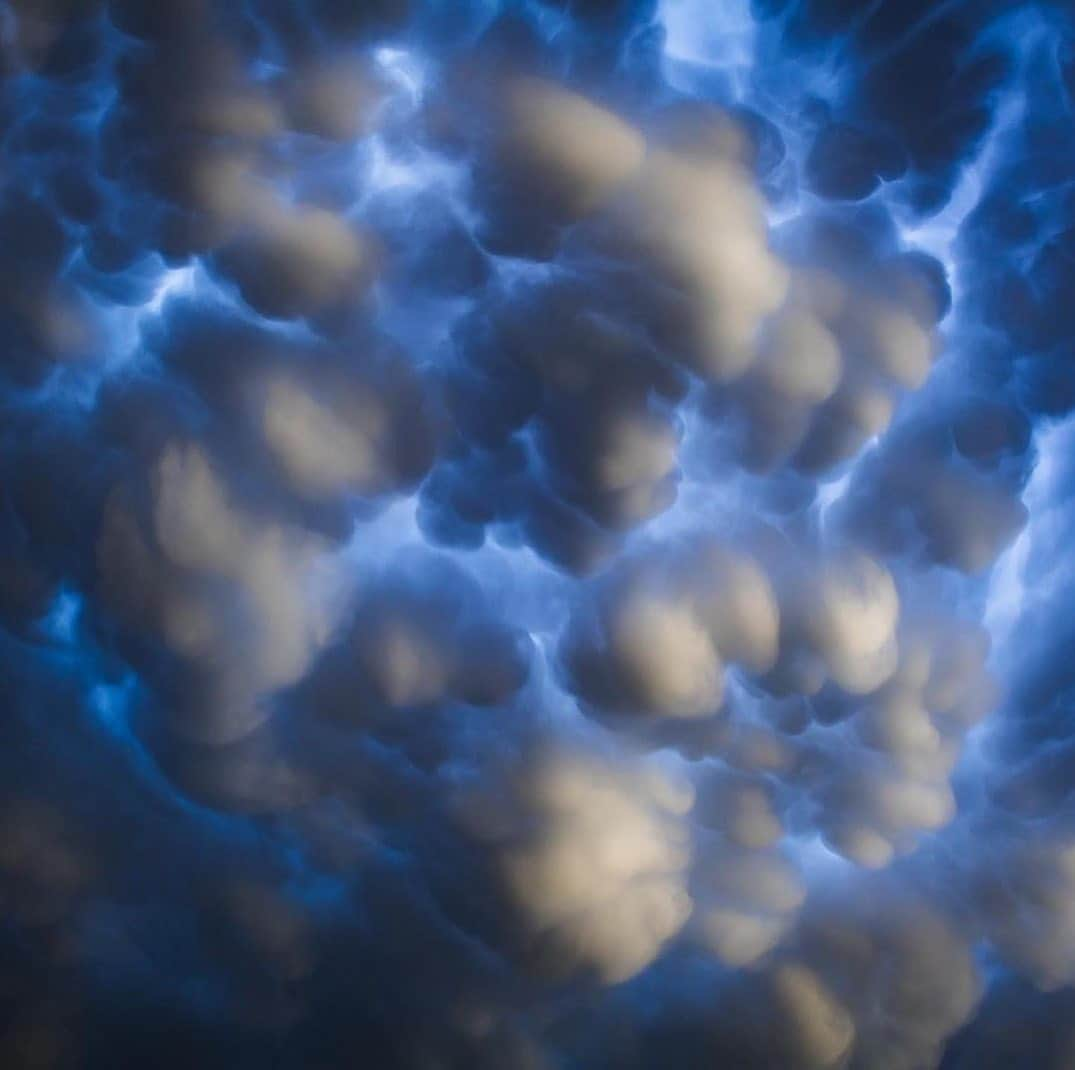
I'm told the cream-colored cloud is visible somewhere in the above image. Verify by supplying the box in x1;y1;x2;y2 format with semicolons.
463;747;693;985
98;442;349;744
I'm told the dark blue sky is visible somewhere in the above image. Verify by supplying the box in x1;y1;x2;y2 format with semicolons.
1;1;1074;1066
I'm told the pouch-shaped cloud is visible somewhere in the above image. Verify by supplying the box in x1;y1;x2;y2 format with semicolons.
757;547;899;698
764;961;856;1068
97;442;349;744
0;190;100;384
594;147;790;380
798;550;900;694
695;769;783;851
492;77;646;226
782;883;981;1070
424;274;687;569
837;414;1028;574
561;539;778;721
303;554;531;722
700;241;942;477
280;58;386;142
157;719;318;815
88;9;392;297
648;585;994;867
789;611;993;867
251;358;432;503
805;120;907;201
424;84;947;572
692;830;805;966
141;304;435;513
460;744;694;984
462;77;786;371
212;202;375;320
607;880;977;1069
974;833;1075;991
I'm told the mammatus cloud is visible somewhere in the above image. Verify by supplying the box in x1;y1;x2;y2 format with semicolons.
0;0;1073;1065
561;539;778;720
97;441;349;743
459;744;694;984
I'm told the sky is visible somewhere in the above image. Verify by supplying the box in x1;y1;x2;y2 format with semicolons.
1;0;1074;1066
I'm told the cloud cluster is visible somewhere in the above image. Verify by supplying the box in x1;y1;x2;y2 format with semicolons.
97;441;348;743
558;531;996;871
837;412;1029;574
700;249;942;476
561;538;777;720
459;744;694;984
975;832;1075;991
776;606;995;868
418;80;956;571
782;883;981;1070
586;878;979;1069
148;304;436;515
0;0;1072;1065
562;538;904;724
691;780;804;966
302;553;532;723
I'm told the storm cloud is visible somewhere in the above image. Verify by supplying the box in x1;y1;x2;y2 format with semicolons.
1;0;1074;1066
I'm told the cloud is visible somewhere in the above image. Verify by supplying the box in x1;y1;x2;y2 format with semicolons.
560;538;777;722
459;743;694;984
302;552;532;723
783;881;981;1070
692;832;804;966
96;441;350;744
211;203;375;321
0;0;1072;1064
280;59;386;143
836;414;1028;574
767;548;900;696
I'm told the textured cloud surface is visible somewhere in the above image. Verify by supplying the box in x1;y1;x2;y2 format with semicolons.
1;0;1074;1066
